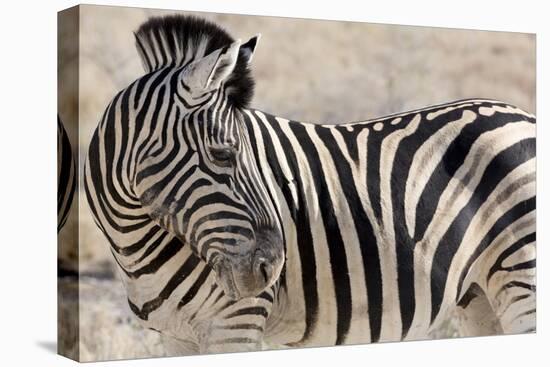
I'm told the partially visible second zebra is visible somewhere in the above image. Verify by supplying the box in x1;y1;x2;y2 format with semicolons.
58;115;76;232
84;15;536;355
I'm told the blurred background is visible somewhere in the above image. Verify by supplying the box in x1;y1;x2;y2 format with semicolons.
57;4;535;361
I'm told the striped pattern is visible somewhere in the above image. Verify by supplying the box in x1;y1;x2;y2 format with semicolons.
245;100;536;345
84;15;536;354
57;116;76;232
84;71;281;354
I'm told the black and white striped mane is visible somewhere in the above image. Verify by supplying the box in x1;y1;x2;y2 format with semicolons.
134;15;255;108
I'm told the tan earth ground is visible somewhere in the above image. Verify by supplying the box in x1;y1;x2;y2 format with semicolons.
57;4;535;361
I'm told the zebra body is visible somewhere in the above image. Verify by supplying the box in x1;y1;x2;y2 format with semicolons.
84;15;536;354
245;102;536;345
58;116;76;232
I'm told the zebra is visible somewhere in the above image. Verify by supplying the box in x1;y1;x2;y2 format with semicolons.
58;115;76;233
84;15;536;354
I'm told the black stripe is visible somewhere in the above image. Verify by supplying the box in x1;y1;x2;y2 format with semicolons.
189;284;217;322
215;323;264;331
177;192;251;234
132;231;169;264
316;125;383;342
510;294;531;304
195;226;253;244
390;110;469;337
254;112;319;344
225;307;269;319
132;84;169;179
514;308;536;319
135;110;188;186
496;281;536;298
414;109;534;242
117;225;161;256
431;137;535;322
128;237;186;278
289;123;351;345
127;254;201;320
87;97;155;235
487;232;536;282
258;290;274;303
334;125;363;163
153;28;167;67
147;31;160;69
100;95;145;212
57;117;76;232
178;266;212;309
190;211;250;241
138;150;197;205
117;72;169;204
134;33;153;72
501;259;536;273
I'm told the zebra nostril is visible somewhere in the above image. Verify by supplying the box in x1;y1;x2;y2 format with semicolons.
254;256;271;285
259;261;269;284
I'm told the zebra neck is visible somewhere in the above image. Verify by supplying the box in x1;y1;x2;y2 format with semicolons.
242;107;370;343
241;108;358;224
241;107;367;260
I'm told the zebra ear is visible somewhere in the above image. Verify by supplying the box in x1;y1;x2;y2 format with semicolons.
182;39;242;93
240;34;261;64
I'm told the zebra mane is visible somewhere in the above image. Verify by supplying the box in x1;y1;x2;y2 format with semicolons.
134;15;255;109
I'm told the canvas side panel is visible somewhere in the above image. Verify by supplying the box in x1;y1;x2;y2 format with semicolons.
57;5;80;362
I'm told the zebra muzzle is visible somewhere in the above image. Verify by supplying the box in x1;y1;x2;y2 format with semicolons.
211;230;284;300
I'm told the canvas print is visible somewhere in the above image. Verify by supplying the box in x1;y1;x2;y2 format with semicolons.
57;4;536;362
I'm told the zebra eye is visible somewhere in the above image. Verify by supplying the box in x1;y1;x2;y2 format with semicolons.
209;147;235;167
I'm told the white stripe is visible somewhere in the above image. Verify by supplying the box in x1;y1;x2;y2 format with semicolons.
378;113;422;341
306;124;371;344
404;109;477;238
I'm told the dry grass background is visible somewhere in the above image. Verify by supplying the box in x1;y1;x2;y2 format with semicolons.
57;4;535;361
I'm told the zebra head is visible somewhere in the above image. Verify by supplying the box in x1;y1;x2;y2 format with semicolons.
132;16;284;300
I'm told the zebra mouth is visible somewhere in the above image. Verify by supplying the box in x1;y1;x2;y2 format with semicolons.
210;255;240;300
